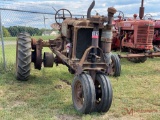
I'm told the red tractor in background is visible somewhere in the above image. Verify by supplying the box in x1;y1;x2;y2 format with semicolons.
153;20;160;51
112;0;156;63
111;15;122;51
143;14;160;52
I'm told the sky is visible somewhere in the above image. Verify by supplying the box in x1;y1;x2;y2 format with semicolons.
0;0;160;28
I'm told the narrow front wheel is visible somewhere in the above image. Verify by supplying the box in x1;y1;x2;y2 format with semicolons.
72;73;96;114
94;73;113;112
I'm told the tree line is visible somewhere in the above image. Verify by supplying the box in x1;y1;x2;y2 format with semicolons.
2;26;48;37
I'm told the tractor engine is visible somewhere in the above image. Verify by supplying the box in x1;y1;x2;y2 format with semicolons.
51;6;118;76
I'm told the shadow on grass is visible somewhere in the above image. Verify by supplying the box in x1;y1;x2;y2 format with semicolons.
0;63;73;85
0;63;82;118
58;103;106;119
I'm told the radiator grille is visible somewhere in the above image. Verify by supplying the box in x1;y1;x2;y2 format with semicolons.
76;28;92;59
137;26;154;44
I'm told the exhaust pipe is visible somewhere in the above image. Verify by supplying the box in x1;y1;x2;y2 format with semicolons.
101;7;116;54
102;7;117;64
108;7;117;26
139;0;144;19
87;0;95;19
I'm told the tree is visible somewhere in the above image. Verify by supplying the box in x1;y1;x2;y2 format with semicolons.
8;26;19;37
6;26;49;36
18;26;26;33
2;26;10;37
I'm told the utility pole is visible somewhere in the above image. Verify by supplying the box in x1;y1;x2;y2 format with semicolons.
43;15;48;35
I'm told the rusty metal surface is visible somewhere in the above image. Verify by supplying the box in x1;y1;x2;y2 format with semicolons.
119;52;160;58
108;7;117;25
34;39;42;70
78;46;107;74
31;38;37;49
43;52;54;67
62;18;104;28
55;9;72;26
87;0;95;19
72;28;78;59
30;3;117;76
101;25;112;53
31;39;43;70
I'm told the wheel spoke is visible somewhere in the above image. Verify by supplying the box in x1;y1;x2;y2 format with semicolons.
55;9;72;25
63;10;65;18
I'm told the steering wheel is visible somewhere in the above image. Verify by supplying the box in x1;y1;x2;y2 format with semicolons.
55;9;72;25
115;10;124;20
113;10;124;30
144;14;152;20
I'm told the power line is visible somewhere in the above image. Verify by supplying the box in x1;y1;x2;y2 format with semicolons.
0;8;55;15
0;7;86;17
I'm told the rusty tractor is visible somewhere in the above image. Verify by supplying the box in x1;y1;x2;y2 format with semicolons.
112;0;160;63
15;1;120;113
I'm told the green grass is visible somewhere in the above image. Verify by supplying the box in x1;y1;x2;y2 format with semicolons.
0;35;57;66
3;35;57;41
0;45;160;120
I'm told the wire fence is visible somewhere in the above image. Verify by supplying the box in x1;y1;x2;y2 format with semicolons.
0;8;56;71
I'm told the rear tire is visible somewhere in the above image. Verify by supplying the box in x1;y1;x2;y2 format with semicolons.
127;57;147;63
94;73;113;112
109;54;121;77
127;49;147;63
72;73;96;114
138;57;147;63
16;32;31;81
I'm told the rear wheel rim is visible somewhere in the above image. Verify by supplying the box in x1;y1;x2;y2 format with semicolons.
95;80;102;104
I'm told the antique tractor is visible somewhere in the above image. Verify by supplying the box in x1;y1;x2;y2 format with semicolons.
143;14;160;52
15;1;119;113
153;20;160;51
113;0;155;63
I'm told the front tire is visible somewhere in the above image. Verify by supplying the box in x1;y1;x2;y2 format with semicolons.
94;73;113;112
16;32;31;81
72;73;96;114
